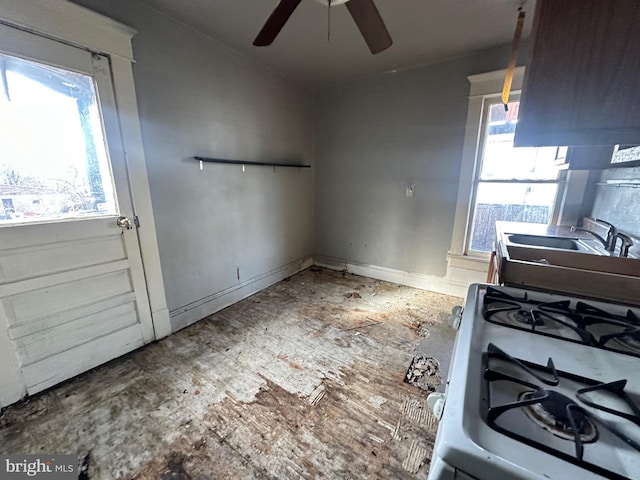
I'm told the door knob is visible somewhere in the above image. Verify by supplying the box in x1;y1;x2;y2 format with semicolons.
116;216;133;230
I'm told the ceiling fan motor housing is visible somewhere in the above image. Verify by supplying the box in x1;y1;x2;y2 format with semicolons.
313;0;350;5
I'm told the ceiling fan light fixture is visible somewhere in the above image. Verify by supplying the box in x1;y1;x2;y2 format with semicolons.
313;0;349;5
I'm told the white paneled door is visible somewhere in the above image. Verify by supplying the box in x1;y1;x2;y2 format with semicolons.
0;23;155;404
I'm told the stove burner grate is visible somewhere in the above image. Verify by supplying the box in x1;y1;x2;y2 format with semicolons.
610;334;640;356
483;287;640;358
484;343;640;480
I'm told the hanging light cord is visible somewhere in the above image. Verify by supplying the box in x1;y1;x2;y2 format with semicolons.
328;0;332;42
502;6;526;111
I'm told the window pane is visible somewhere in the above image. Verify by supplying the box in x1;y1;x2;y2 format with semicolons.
0;53;117;225
481;102;560;181
469;183;558;253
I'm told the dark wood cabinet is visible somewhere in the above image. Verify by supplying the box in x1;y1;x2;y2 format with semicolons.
566;145;615;170
514;0;640;147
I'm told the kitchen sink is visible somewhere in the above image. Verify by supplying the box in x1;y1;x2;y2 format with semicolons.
505;233;604;254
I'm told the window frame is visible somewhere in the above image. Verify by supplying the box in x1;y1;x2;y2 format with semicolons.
465;93;562;255
0;41;120;226
448;67;565;262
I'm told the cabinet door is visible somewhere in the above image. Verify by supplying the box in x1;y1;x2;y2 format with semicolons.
566;146;615;170
515;0;640;147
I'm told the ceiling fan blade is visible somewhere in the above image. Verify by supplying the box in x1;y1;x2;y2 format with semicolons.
253;0;304;46
345;0;392;54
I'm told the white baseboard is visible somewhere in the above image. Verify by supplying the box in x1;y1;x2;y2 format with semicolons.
169;256;313;332
170;254;474;333
314;255;469;298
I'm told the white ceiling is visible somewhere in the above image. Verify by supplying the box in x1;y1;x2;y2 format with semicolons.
137;0;533;90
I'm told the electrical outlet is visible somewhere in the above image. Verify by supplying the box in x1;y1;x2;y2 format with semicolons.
405;184;416;197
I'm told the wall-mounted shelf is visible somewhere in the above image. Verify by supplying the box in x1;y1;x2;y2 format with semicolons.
194;156;311;169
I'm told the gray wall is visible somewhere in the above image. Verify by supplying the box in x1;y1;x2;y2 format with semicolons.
73;0;314;330
592;166;640;239
314;47;516;277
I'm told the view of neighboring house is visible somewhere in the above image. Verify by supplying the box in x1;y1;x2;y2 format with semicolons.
0;55;116;223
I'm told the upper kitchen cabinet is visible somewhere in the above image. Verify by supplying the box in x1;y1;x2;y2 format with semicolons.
514;0;640;147
565;145;615;170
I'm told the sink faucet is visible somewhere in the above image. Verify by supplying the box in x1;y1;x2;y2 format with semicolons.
570;226;613;251
615;232;634;257
594;218;618;252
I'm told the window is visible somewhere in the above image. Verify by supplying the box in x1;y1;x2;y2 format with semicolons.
0;52;117;225
467;97;563;253
449;68;567;262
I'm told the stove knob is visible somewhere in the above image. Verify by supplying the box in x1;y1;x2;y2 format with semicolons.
449;306;463;330
427;392;446;420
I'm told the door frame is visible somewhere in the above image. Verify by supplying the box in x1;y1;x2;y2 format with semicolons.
0;0;171;340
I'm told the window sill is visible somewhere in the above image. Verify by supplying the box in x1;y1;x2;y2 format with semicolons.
447;252;491;272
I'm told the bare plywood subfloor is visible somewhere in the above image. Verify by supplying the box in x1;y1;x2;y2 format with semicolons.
0;267;461;479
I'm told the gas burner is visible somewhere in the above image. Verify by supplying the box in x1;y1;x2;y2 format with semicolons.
519;390;598;443
505;309;544;326
483;286;640;358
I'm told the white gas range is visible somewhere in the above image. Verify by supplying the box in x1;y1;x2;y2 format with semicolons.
427;283;640;480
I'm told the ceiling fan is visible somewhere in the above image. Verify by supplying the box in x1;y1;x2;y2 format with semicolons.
253;0;392;54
